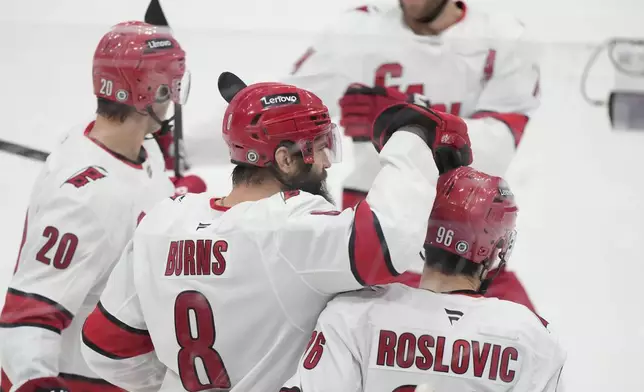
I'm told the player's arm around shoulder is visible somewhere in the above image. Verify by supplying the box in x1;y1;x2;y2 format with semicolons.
281;288;379;392
271;132;436;295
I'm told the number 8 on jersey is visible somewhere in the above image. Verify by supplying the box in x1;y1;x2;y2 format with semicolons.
174;291;231;391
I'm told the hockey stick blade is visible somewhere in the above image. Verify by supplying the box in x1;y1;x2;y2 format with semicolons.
218;72;247;103
144;0;169;27
0;139;49;162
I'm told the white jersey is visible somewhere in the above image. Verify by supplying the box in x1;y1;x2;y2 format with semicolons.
282;283;566;392
284;1;540;192
0;122;174;391
80;130;439;392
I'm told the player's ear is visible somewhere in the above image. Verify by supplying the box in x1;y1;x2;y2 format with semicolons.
274;146;297;175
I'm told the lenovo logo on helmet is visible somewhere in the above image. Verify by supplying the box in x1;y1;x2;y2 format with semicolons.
499;187;514;197
145;39;174;51
260;93;300;108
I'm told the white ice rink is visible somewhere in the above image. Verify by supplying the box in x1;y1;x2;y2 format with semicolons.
1;0;643;390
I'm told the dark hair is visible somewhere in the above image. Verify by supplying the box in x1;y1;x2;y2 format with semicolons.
96;97;136;123
231;165;273;186
423;245;482;278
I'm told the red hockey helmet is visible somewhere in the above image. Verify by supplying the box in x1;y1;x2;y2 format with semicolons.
425;167;518;265
221;80;341;167
92;21;190;111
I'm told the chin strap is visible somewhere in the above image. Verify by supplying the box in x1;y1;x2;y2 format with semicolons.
146;106;175;135
415;0;450;24
478;256;507;295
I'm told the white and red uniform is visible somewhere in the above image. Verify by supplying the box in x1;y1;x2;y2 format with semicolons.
284;1;540;311
0;122;174;391
284;1;540;205
282;283;566;392
80;130;439;391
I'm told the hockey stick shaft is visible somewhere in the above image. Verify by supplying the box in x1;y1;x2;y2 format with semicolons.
172;104;184;178
145;0;184;178
0;139;49;162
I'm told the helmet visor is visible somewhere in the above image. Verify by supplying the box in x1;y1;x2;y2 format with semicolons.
154;69;190;106
322;123;343;164
171;69;191;105
300;123;342;165
498;229;517;264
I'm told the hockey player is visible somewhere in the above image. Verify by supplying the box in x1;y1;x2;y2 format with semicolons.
0;21;205;392
79;77;472;391
281;167;566;392
284;0;540;311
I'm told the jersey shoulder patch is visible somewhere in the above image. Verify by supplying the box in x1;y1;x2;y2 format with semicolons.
48;163;127;219
61;165;109;189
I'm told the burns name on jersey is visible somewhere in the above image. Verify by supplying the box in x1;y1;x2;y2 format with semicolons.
164;239;228;276
376;328;519;384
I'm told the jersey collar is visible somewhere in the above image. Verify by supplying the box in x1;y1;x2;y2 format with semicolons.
420;287;483;298
210;198;230;211
84;121;148;170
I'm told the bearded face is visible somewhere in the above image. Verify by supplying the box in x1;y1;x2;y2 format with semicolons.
273;135;335;204
282;159;333;204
